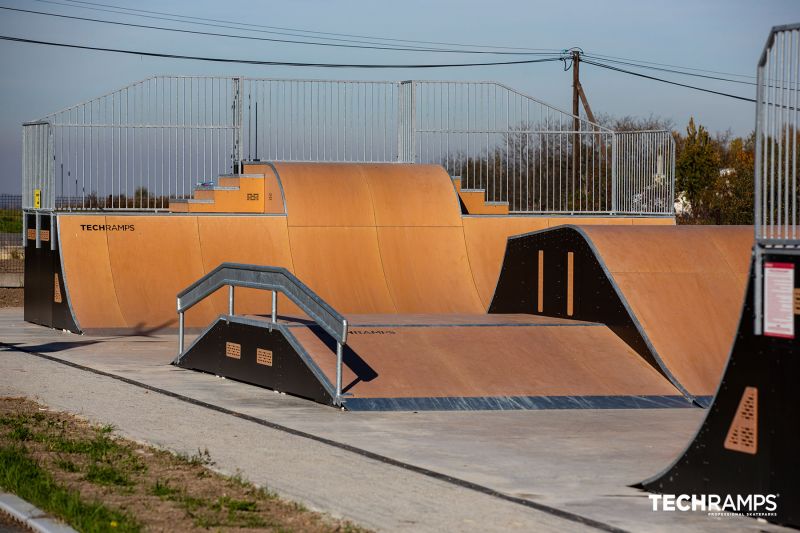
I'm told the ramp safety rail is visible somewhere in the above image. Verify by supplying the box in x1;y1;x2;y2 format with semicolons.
175;263;349;404
754;23;800;334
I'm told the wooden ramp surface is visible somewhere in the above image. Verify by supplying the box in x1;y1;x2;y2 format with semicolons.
581;225;752;397
265;313;686;408
489;225;753;399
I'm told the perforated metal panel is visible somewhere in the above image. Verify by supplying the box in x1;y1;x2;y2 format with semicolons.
256;348;273;367
724;386;758;454
225;342;241;360
53;273;62;304
39;230;50;242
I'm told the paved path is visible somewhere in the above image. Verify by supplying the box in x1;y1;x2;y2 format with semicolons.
0;309;788;532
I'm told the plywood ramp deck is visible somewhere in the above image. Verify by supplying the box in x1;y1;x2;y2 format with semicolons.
259;313;685;407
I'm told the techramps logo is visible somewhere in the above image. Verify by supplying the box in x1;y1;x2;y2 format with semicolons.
648;494;778;518
79;224;135;232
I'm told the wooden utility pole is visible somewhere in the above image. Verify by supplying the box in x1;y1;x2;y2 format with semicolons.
572;50;581;134
572;50;581;201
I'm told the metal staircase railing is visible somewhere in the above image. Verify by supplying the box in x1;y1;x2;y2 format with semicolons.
176;263;349;403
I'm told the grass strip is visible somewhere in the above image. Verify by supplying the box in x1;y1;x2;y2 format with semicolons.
0;444;140;532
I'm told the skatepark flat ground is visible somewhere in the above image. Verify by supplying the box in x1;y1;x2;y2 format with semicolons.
0;308;790;532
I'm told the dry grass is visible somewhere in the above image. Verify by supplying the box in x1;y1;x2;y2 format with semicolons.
0;398;368;532
0;289;23;308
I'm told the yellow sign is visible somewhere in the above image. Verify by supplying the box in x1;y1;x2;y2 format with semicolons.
33;189;41;209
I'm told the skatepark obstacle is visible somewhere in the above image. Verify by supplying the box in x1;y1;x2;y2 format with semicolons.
640;24;800;527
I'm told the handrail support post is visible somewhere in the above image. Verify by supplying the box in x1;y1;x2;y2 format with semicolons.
178;310;185;356
228;284;234;316
271;290;277;323
335;341;343;405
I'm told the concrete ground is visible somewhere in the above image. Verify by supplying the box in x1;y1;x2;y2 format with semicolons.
0;308;789;532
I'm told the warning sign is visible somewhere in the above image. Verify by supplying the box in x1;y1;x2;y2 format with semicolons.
764;262;795;339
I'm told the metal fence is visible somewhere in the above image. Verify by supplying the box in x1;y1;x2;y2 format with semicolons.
0;194;23;274
755;24;800;244
754;23;800;335
22;76;674;215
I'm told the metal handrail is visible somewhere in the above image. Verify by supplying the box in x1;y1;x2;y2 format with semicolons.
176;263;349;402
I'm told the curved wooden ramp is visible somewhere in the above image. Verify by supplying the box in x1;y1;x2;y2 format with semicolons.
50;163;677;333
640;252;800;528
489;225;752;402
176;313;690;411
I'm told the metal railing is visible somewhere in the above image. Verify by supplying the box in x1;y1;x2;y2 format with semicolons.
22;76;675;216
754;23;800;335
0;195;23;275
755;24;800;244
176;263;349;404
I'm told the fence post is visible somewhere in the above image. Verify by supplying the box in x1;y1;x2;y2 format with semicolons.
232;77;243;172
611;133;618;214
410;81;417;163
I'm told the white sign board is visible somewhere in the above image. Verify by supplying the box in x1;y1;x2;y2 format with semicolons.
764;262;795;339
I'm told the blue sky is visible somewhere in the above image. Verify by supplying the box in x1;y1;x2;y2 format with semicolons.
0;0;797;193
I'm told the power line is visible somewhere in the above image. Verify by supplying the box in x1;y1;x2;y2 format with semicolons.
582;59;756;103
1;5;555;55
29;0;759;83
586;51;755;79
0;34;564;68
582;54;756;86
32;0;560;54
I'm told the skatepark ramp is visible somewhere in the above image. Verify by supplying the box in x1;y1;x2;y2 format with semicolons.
174;263;349;405
489;224;752;404
22;160;751;410
174;263;692;411
640;24;799;528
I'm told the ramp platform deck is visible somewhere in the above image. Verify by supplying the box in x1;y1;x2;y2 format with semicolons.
176;312;690;411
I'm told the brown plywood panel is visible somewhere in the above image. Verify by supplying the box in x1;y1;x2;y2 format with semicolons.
613;271;746;395
706;225;754;275
197;216;301;318
341;313;589;326
377;226;484;313
631;217;676;225
106;216;214;329
547;217;633;227
462;217;550;308
57;215;127;330
289;226;395;314
196;178;264;213
294;323;678;398
274;163;375;227
582;226;743;274
364;164;462;227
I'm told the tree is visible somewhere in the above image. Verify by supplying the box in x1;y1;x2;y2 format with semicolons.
676;118;719;219
705;134;754;224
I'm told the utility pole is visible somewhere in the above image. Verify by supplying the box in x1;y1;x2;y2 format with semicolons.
572;50;581;135
568;49;601;200
572;50;581;204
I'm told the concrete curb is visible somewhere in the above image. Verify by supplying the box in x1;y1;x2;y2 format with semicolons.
0;493;77;533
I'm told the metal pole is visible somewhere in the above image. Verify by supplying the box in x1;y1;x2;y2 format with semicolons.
50;213;56;251
335;341;343;403
178;309;185;355
228;284;234;316
35;212;41;249
611;134;618;213
271;290;277;323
